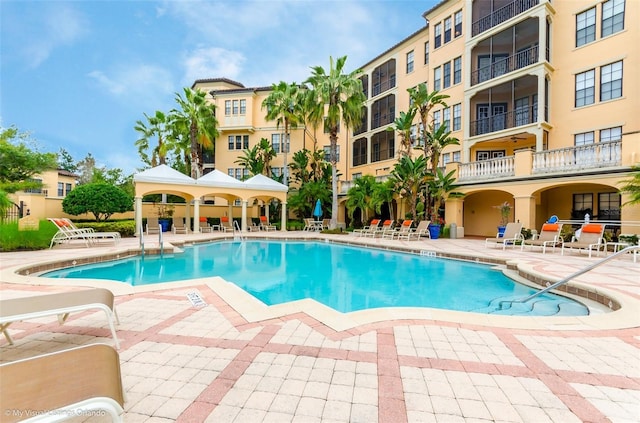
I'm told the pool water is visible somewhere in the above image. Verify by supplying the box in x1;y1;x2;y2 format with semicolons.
44;240;589;316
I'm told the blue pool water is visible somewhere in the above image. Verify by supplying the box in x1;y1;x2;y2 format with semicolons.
44;240;588;316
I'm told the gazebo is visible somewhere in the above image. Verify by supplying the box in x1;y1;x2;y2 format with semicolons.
133;165;288;234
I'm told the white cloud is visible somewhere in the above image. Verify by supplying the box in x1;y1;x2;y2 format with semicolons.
24;5;89;68
181;47;246;85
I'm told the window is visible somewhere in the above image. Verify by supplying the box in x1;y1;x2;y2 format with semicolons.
65;183;72;195
476;150;505;160
600;126;622;142
424;42;429;64
406;50;414;73
454;10;462;37
410;125;419;147
572;193;593;219
602;0;625;37
453;103;461;131
272;167;283;178
228;135;249;150
353;137;367;166
225;100;231;115
271;134;281;153
442;153;451;166
239;99;246;114
574;131;595;146
443;107;451;131
232;100;239;115
434;67;441;91
443;62;451;89
434;23;442;48
433;110;441;131
58;182;64;197
453;151;461;162
600;61;623;101
575;69;595;107
324;145;340;162
576;8;596;47
515;97;530;126
453;57;462;84
444;17;452;43
228;168;248;180
598;192;621;220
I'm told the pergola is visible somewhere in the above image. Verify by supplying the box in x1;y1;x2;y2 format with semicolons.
133;165;288;234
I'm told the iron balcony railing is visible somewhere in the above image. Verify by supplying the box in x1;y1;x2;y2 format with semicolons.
470;104;544;137
472;0;540;36
371;76;396;97
471;45;540;86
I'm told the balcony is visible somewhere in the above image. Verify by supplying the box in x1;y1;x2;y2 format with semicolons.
459;156;515;181
470;104;543;137
472;0;539;36
471;45;543;86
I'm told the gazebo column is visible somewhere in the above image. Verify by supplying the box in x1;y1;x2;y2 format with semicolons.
185;201;192;233
134;196;142;237
241;200;248;232
281;202;287;232
193;199;200;233
265;203;269;220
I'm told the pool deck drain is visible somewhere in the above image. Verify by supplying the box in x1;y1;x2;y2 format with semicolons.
1;232;639;422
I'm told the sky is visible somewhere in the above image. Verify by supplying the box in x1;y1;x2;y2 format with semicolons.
1;0;438;175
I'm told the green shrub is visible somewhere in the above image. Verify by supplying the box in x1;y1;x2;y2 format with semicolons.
0;220;58;251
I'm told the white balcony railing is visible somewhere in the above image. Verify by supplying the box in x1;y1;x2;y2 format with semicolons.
458;156;515;181
533;141;621;174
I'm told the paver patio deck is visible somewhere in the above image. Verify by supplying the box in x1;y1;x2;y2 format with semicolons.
1;231;638;422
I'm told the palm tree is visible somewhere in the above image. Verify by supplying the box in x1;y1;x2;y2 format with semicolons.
387;110;417;157
305;56;366;228
256;137;277;177
345;175;377;224
427;168;463;223
234;145;263;177
371;179;396;223
408;83;449;152
134;110;171;167
390;155;431;222
425;124;460;178
170;88;218;179
620;165;640;205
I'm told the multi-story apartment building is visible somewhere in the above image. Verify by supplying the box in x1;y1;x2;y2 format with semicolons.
195;0;639;237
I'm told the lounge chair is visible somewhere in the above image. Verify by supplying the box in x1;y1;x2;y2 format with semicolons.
398;220;431;241
322;218;331;230
146;216;161;235
0;288;120;349
382;220;414;239
198;218;213;233
220;216;233;232
521;222;563;253
485;222;524;249
48;218;120;248
354;219;381;236
367;219;395;238
172;216;188;234
259;215;277;231
562;223;606;257
0;344;125;423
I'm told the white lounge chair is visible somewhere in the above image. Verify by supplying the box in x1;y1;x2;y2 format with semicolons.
353;219;380;236
48;218;120;248
521;222;563;253
382;220;414;239
485;222;524;249
259;215;277;231
146;216;161;235
397;220;431;241
172;216;188;234
561;223;606;257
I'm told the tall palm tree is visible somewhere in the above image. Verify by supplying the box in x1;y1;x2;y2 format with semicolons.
134;110;171;167
256;137;277;177
390;155;431;222
234;145;263;177
305;56;366;228
371;179;396;223
170;88;218;179
387;110;417;157
620;165;640;205
408;83;449;153
425;124;460;177
427;168;463;223
345;175;377;224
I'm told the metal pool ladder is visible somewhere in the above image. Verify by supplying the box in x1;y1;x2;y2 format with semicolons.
498;245;639;310
233;220;244;241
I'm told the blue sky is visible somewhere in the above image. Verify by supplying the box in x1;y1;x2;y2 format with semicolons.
1;0;437;174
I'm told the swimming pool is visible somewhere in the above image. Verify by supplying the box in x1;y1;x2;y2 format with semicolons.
44;240;589;316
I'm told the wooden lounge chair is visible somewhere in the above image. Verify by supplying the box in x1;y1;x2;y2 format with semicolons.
172;216;188;234
521;222;563;253
354;219;381;236
48;218;120;248
0;344;125;423
485;222;524;249
259;215;277;231
0;288;120;349
146;216;161;235
561;223;606;257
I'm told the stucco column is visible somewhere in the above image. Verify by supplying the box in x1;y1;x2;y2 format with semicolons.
134;197;142;237
265;204;270;221
193;199;200;233
514;195;536;231
281;202;287;231
241;200;248;232
445;197;464;228
185;201;191;233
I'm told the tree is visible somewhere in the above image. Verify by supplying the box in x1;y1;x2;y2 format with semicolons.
387;110;417;157
171;88;218;179
62;183;133;221
345;175;377;224
620;165;640;205
57;148;77;173
135;110;172;167
256;137;277;177
424;124;460;178
390;155;431;222
287;180;332;219
75;153;97;185
305;56;366;228
235;145;263;177
408;83;449;152
371;179;396;223
427;168;463;223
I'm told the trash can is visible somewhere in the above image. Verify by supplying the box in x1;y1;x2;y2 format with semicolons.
450;223;457;239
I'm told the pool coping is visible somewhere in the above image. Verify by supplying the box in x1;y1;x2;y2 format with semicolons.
1;233;638;331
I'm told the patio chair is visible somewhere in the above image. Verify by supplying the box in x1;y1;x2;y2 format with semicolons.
146;216;161;235
353;219;381;236
561;223;606;257
322;218;331;230
198;218;213;233
521;222;563;253
382;219;414;239
365;219;395;238
398;220;431;241
259;215;277;231
0;344;125;423
220;216;234;232
172;216;188;234
48;218;120;248
485;222;524;250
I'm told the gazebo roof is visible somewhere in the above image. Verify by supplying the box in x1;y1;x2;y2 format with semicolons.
243;174;288;192
133;164;196;185
197;170;245;188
